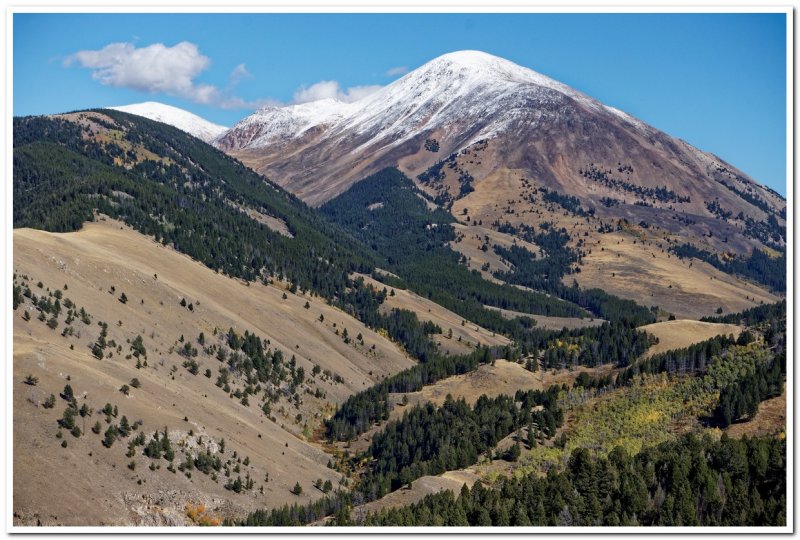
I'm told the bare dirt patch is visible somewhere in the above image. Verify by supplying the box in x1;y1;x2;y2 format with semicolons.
353;470;480;520
571;233;778;320
225;200;294;237
726;390;786;439
483;305;605;331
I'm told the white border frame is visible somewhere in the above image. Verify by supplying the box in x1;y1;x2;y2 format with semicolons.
3;1;794;535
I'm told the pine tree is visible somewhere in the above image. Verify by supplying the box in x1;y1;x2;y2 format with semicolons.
103;424;118;448
119;416;131;437
60;407;76;430
43;394;56;409
527;424;537;448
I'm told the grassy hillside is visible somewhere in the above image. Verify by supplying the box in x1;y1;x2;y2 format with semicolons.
12;220;417;525
14;111;371;296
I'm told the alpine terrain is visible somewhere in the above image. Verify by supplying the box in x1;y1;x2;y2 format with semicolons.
109;102;228;143
12;48;787;528
217;50;785;319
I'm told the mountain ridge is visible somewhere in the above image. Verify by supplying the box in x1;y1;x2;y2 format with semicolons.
108;101;228;143
215;50;784;224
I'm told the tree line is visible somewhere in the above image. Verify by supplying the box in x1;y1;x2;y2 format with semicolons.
670;243;785;293
358;388;563;501
361;433;785;526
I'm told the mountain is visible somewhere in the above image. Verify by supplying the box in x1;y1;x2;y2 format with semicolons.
216;50;785;318
216;50;784;218
108;102;227;143
11;97;788;526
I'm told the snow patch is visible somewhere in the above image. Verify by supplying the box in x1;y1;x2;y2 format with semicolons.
107;102;228;143
217;50;651;155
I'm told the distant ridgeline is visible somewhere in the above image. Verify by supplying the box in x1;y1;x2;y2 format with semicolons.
13;111;372;297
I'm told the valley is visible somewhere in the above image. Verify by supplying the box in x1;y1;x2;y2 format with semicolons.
11;47;787;529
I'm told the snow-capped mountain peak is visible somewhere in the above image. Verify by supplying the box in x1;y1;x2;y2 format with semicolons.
107;102;228;143
217;50;644;156
213;50;680;206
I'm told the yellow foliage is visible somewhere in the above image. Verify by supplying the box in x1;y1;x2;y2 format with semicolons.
185;503;220;526
638;410;664;424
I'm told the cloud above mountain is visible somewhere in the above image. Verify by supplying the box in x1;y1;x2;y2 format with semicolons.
292;80;382;104
65;41;268;109
66;40;388;109
386;66;409;76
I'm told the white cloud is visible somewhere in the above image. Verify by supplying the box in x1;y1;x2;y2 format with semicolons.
228;63;252;85
66;41;385;110
65;41;264;109
292;80;382;104
340;84;383;102
386;66;408;76
66;41;216;102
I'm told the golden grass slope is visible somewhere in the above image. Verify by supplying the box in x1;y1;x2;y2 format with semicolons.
13;219;415;525
448;166;779;320
357;273;510;355
641;319;743;357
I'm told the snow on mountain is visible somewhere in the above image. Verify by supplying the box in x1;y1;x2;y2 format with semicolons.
217;50;645;153
213;48;782;226
220;98;353;149
107;102;228;143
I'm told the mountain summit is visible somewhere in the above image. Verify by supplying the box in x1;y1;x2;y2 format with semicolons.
218;50;640;153
107;102;228;143
215;50;780;219
214;50;784;317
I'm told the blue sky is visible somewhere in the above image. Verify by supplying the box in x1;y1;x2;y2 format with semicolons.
13;13;787;194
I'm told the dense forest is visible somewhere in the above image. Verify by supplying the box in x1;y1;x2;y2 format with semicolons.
13;113;372;296
236;433;786;527
701;300;786;326
714;350;785;428
358;388;563;501
362;433;786;526
617;334;738;383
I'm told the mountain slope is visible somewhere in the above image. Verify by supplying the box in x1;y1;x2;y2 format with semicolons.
108;102;227;143
217;50;784;222
12;219;415;525
217;50;785;317
13;109;373;296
